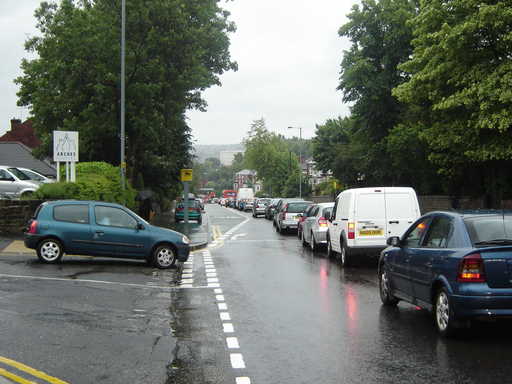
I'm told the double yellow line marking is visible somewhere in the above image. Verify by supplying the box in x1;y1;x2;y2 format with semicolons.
0;356;69;384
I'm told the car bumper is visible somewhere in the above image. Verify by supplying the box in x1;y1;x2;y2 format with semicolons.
451;294;512;318
346;245;386;257
175;243;190;262
281;220;299;229
175;213;201;220
314;230;328;243
24;234;43;249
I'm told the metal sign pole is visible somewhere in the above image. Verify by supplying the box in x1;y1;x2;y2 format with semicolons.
183;181;189;225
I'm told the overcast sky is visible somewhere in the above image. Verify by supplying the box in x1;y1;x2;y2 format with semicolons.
0;0;356;144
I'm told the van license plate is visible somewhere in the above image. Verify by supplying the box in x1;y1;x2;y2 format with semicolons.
359;229;383;236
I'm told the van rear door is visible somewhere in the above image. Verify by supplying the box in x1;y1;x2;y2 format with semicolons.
385;190;419;238
354;190;386;247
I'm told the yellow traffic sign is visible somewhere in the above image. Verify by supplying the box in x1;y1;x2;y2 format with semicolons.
180;169;193;182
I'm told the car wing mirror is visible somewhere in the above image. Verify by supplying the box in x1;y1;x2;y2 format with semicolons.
136;223;145;230
387;236;401;247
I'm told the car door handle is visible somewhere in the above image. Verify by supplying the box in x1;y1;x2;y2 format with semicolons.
389;220;399;224
95;231;104;236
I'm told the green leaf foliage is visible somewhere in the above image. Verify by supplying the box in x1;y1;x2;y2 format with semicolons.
34;162;137;208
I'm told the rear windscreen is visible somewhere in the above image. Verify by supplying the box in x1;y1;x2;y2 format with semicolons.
287;203;311;213
464;215;512;244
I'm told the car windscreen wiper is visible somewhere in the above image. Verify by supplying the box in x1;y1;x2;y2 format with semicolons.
475;239;512;246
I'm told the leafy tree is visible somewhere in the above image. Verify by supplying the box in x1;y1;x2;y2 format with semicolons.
394;0;512;204
312;117;353;174
16;0;237;200
338;0;420;185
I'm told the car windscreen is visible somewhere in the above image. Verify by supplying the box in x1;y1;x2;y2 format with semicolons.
287;202;311;213
464;215;512;245
7;167;31;181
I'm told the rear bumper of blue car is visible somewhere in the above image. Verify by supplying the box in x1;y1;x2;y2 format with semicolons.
451;294;512;318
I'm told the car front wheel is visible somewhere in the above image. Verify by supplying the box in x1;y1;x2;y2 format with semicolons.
152;245;177;269
379;266;399;306
37;238;64;263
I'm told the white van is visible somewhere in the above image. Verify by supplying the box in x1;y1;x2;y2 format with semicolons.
327;187;420;266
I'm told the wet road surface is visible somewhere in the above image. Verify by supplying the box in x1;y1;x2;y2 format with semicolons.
170;204;512;384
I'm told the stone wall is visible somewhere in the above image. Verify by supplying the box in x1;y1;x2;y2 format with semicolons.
0;200;43;235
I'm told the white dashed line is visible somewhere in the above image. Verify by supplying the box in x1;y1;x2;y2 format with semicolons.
208;282;221;288
220;312;231;321
205;268;216;273
216;294;225;301
218;302;228;310
230;353;246;369
214;288;223;294
223;323;235;333
180;278;194;284
208;278;219;283
226;337;239;349
235;377;251;384
207;273;217;278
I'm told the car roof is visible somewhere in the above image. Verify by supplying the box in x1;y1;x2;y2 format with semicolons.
42;200;126;208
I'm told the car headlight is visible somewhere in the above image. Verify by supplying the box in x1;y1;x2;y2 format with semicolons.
182;235;190;245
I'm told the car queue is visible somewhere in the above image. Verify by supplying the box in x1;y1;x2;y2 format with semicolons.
220;187;512;337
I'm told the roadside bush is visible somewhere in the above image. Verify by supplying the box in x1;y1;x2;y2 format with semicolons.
34;162;137;208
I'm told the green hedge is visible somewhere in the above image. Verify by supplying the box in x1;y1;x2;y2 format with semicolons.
33;162;137;209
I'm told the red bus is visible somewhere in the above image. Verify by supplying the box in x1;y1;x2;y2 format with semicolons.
222;190;237;199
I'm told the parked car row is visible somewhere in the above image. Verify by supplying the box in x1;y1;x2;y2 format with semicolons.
223;187;512;337
0;165;55;199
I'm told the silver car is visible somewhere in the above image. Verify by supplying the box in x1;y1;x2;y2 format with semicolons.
16;167;55;184
0;166;40;199
301;202;335;252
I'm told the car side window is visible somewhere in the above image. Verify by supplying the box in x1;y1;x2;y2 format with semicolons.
423;216;454;248
0;170;13;181
95;206;137;228
403;219;430;248
54;205;89;224
332;198;339;220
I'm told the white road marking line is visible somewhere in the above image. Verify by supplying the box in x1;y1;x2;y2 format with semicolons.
208;283;221;288
179;284;193;288
235;377;251;384
230;354;246;369
220;312;231;321
182;268;193;273
0;273;176;290
223;323;235;333
216;294;225;301
207;278;219;283
181;273;194;278
206;273;217;278
226;337;239;349
218;302;228;310
214;288;223;294
205;268;216;273
180;278;194;284
133;309;146;312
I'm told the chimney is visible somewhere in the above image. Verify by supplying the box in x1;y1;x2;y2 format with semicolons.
10;118;21;131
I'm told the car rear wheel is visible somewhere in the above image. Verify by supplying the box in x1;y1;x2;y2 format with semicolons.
434;287;458;337
152;245;177;269
37;238;63;263
379;266;399;306
197;216;202;225
310;232;317;252
327;239;335;259
301;230;308;247
340;243;352;267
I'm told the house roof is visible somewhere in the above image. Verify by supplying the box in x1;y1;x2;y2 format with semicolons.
0;142;56;177
0;119;41;149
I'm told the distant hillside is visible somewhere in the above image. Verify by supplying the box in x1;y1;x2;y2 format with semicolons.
193;144;244;163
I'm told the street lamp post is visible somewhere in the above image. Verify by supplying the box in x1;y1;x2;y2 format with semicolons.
288;126;302;198
120;0;126;189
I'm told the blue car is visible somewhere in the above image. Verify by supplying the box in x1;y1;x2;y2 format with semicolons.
379;211;512;336
24;200;190;268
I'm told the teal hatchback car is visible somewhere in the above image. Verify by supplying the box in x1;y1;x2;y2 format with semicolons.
24;200;190;268
174;200;202;224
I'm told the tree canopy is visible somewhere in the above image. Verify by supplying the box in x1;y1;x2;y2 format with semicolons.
16;0;237;199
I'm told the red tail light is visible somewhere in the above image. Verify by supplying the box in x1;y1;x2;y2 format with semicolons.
177;207;184;211
28;220;38;234
348;222;355;239
318;217;328;227
458;253;485;282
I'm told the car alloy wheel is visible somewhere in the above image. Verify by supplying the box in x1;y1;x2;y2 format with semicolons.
37;239;63;263
310;232;316;252
434;288;458;337
379;267;398;306
153;245;177;269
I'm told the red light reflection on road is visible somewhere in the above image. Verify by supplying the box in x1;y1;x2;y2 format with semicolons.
319;259;330;313
345;286;358;332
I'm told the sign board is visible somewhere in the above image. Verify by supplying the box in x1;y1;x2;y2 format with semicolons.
53;131;79;162
180;169;193;182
